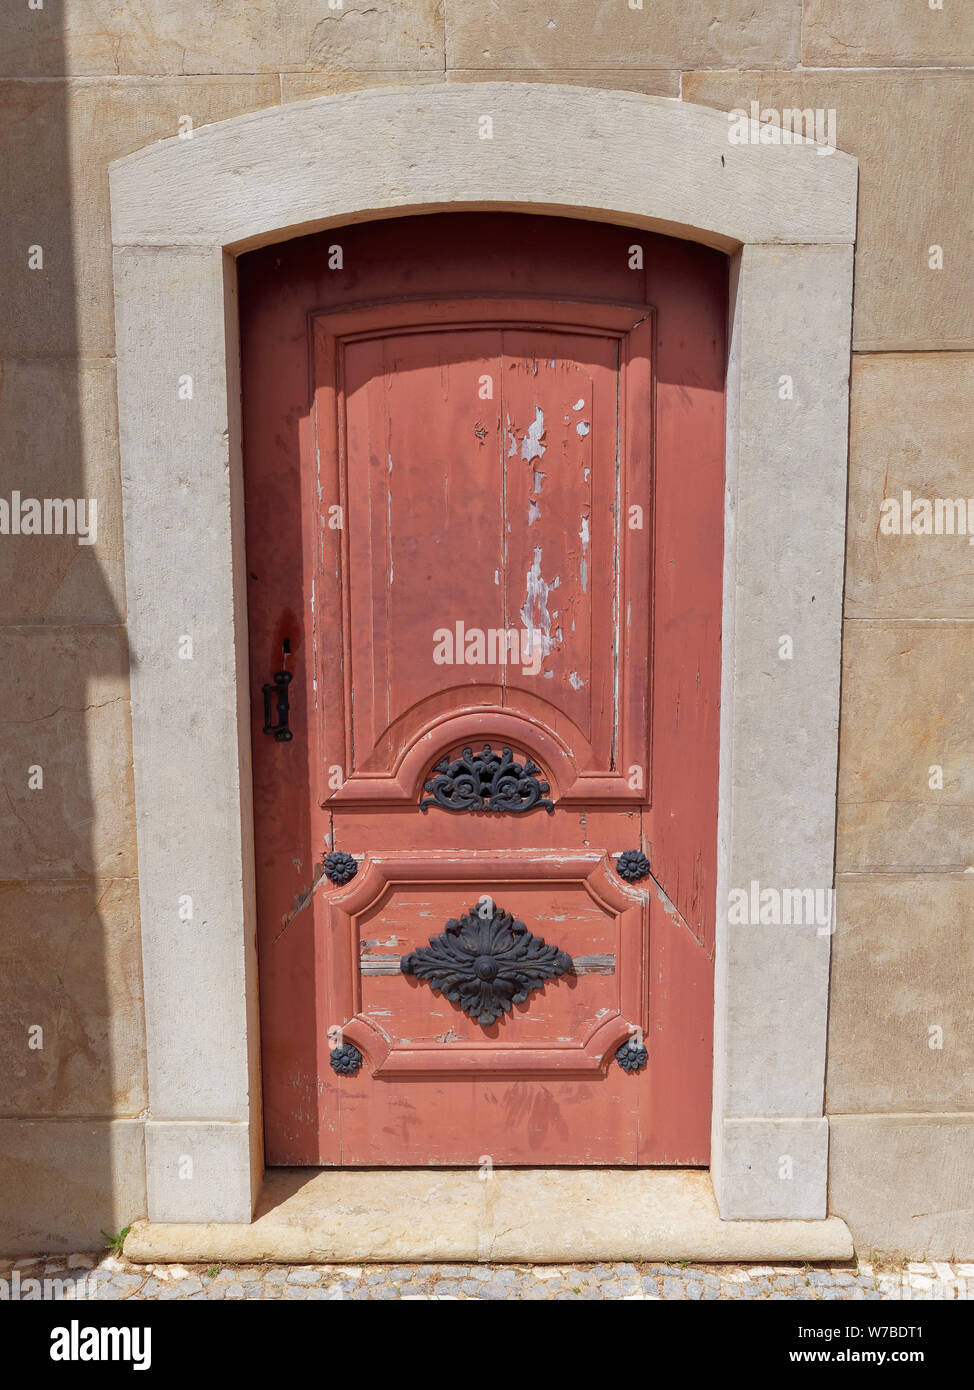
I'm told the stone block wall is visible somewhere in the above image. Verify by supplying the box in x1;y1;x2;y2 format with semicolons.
0;1;970;1256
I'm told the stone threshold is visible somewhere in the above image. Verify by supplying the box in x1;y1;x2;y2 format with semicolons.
125;1168;853;1264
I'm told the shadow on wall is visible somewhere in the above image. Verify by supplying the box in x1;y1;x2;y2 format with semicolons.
0;3;144;1253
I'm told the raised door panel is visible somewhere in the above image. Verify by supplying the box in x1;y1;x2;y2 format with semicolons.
312;300;651;807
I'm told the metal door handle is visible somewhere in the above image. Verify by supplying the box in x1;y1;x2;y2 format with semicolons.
262;669;293;741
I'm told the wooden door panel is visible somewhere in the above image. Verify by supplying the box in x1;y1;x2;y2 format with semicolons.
331;853;643;1075
337;1075;644;1167
498;328;619;758
242;215;725;1168
342;327;505;760
313;301;651;806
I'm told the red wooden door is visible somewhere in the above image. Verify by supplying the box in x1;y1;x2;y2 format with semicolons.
240;215;725;1166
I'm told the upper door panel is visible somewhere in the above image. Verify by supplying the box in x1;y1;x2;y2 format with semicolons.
312;299;652;808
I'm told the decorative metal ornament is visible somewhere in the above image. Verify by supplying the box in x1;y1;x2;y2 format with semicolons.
616;1038;648;1073
323;850;358;885
400;902;572;1026
420;744;554;814
615;849;651;883
329;1042;363;1076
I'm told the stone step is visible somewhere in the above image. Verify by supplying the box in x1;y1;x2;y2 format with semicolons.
125;1168;853;1265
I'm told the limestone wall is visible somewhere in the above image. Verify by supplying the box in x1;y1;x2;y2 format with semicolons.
1;1;970;1256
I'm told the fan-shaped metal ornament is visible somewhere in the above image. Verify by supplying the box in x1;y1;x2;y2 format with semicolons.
420;745;554;814
400;902;572;1026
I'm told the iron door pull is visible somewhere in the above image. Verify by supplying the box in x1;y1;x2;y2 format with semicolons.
262;639;293;741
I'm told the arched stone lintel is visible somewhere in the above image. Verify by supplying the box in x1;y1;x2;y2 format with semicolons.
109;83;857;254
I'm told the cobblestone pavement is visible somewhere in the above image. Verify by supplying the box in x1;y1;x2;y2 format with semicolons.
3;1255;972;1301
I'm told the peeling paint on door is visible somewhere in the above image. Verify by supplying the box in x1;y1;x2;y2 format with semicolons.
520;406;547;462
520;546;558;661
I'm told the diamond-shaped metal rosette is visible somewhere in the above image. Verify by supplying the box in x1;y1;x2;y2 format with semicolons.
400;902;572;1027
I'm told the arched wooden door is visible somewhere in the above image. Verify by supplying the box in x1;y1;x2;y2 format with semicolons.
240;214;726;1166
